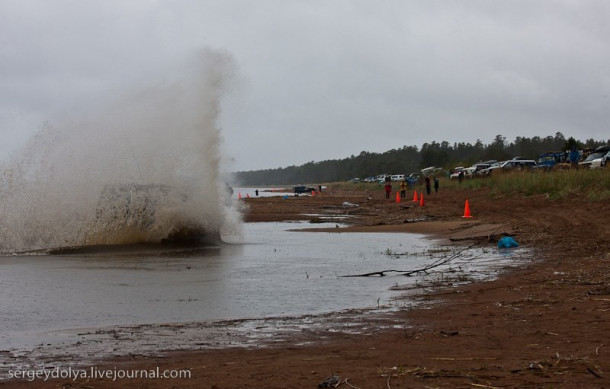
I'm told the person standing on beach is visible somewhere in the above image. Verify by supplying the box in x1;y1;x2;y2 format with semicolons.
384;182;392;199
425;176;431;195
399;179;407;198
433;177;439;193
570;147;580;167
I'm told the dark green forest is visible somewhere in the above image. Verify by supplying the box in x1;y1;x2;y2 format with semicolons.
234;133;608;185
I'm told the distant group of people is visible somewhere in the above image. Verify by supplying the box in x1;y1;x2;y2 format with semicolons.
384;176;439;199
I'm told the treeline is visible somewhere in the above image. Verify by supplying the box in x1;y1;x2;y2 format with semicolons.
234;133;608;186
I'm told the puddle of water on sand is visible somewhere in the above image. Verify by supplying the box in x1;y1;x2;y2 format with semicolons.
232;187;295;198
0;221;530;372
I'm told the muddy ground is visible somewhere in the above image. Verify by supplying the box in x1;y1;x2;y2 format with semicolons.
4;184;610;388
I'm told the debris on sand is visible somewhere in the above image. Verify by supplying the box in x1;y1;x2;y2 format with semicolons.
318;374;341;388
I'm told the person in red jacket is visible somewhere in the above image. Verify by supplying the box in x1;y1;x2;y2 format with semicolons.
384;182;392;199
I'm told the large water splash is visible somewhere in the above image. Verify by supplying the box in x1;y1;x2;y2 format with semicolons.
0;49;241;253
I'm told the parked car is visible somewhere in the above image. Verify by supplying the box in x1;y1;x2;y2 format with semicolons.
536;152;566;170
579;151;605;168
293;185;317;194
480;159;537;175
449;167;465;179
449;164;487;179
406;173;420;184
420;166;443;176
478;161;505;175
470;163;491;176
583;145;610;169
462;167;477;177
591;150;610;168
376;174;390;183
390;174;405;181
506;159;537;170
348;178;361;183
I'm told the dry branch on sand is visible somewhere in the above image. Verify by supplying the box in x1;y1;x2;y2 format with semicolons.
526;352;604;379
341;242;481;278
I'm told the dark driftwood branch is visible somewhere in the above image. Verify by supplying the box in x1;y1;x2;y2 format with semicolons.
341;242;481;278
342;270;404;277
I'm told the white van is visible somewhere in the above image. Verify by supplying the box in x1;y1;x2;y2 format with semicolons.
390;174;405;181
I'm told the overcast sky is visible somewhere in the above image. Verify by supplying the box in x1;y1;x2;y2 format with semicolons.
1;1;609;172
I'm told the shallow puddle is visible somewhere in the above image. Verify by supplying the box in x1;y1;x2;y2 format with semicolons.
0;221;529;371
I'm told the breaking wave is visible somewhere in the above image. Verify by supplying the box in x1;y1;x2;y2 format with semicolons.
0;49;242;253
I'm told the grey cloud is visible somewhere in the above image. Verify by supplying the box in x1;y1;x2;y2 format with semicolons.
1;1;609;171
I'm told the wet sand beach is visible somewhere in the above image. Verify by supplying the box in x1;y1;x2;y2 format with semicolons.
4;186;610;388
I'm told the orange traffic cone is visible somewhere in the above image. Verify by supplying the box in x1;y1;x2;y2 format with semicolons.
412;190;418;202
311;190;316;196
238;192;242;199
419;193;424;206
396;191;400;203
246;193;250;198
463;199;472;218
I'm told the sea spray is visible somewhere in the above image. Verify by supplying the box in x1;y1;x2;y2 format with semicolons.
0;49;241;253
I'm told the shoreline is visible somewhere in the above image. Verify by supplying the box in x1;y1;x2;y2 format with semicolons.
295;219;515;241
5;188;610;388
2;220;513;373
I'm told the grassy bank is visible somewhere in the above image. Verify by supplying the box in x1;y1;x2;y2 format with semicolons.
453;168;610;199
327;168;610;200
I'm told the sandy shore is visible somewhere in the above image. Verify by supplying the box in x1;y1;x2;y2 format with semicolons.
5;186;610;388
